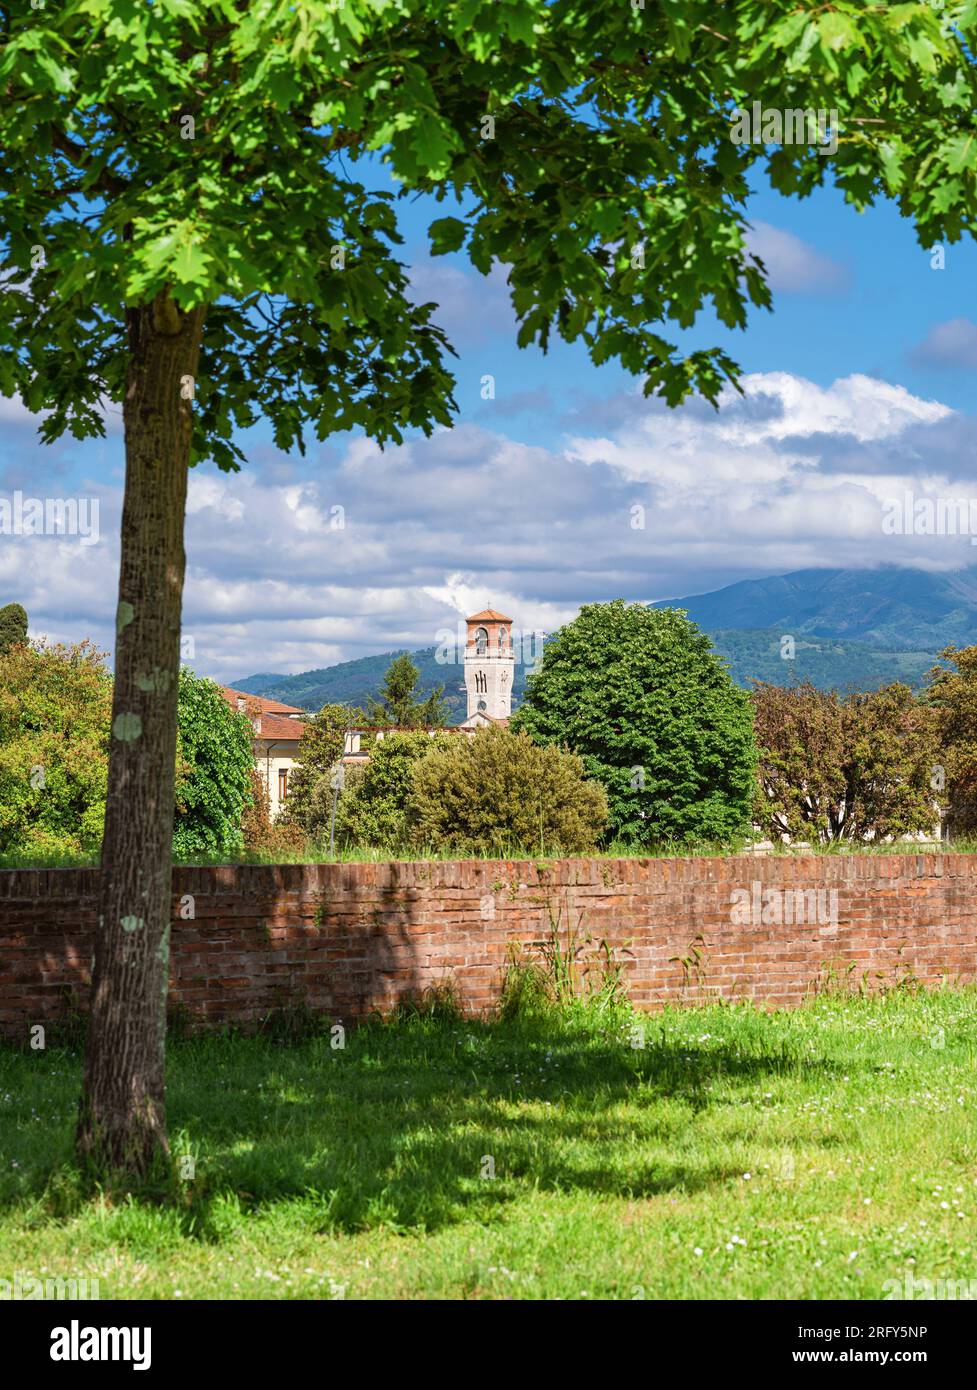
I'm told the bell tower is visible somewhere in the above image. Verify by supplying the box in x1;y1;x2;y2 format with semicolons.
464;608;514;722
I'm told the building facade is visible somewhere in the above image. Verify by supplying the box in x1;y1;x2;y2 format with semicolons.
222;608;516;820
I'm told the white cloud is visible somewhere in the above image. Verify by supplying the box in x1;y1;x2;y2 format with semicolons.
7;371;975;681
744;220;848;294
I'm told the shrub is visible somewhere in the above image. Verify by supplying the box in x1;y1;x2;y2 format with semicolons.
335;730;452;847
241;766;306;856
0;638;111;856
407;725;608;855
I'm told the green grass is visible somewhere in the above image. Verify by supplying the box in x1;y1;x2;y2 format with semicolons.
2;990;977;1299
3;836;976;870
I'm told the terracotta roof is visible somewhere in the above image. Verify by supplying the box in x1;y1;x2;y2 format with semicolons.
250;714;307;742
466;608;513;622
220;686;307;717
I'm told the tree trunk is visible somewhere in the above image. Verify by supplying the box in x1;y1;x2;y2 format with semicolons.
76;291;205;1176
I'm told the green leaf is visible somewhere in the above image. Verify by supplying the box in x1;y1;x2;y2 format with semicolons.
428;217;468;255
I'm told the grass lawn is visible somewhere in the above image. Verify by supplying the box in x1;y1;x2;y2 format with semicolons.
1;991;976;1300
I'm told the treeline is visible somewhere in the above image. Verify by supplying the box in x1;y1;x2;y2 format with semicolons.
3;601;977;861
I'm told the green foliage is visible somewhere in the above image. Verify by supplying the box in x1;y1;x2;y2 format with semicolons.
6;1;977;461
0;603;28;655
513;601;757;845
280;703;359;834
173;668;255;859
0;639;112;856
408;725;608;855
336;730;452;848
925;646;977;836
752;680;939;843
366;653;448;729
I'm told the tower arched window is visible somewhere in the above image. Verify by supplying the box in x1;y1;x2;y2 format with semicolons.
474;626;488;655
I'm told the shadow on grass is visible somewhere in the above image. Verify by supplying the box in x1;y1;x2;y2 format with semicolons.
0;1017;847;1238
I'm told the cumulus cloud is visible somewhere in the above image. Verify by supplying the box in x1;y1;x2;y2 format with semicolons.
6;370;976;681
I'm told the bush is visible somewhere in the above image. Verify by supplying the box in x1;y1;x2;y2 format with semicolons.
241;766;307;856
335;730;451;848
513;600;757;844
0;638;111;856
407;725;608;855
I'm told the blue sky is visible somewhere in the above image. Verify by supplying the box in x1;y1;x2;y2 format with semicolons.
4;166;977;681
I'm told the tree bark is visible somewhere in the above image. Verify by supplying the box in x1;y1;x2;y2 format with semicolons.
76;290;205;1175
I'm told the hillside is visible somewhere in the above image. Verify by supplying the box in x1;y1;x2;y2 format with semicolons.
233;567;976;717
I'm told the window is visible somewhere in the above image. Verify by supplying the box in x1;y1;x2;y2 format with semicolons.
278;768;289;801
475;670;487;693
474;625;488;655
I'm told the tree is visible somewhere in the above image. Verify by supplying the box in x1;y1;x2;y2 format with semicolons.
336;730;453;848
751;680;938;843
924;646;977;837
0;639;112;858
280;702;360;835
3;2;975;1172
409;725;608;855
514;602;757;843
0;603;28;655
172;668;255;859
367;653;448;729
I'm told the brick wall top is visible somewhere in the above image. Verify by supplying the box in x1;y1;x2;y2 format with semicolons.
2;851;976;902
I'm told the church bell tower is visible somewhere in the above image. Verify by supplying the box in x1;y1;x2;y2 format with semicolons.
463;608;514;724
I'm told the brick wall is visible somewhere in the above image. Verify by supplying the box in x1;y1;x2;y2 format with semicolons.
1;854;975;1037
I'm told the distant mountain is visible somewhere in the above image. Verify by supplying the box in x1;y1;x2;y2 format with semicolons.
652;566;977;651
233;567;977;717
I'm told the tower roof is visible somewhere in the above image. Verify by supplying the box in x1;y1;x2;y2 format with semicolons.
466;608;513;622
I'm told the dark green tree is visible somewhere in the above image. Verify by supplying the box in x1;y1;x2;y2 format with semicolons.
367;653;448;729
5;0;977;1172
173;668;255;859
513;601;757;844
0;603;28;655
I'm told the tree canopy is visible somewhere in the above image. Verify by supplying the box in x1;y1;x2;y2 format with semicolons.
752;679;939;844
6;0;977;448
0;603;28;656
513;601;758;843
